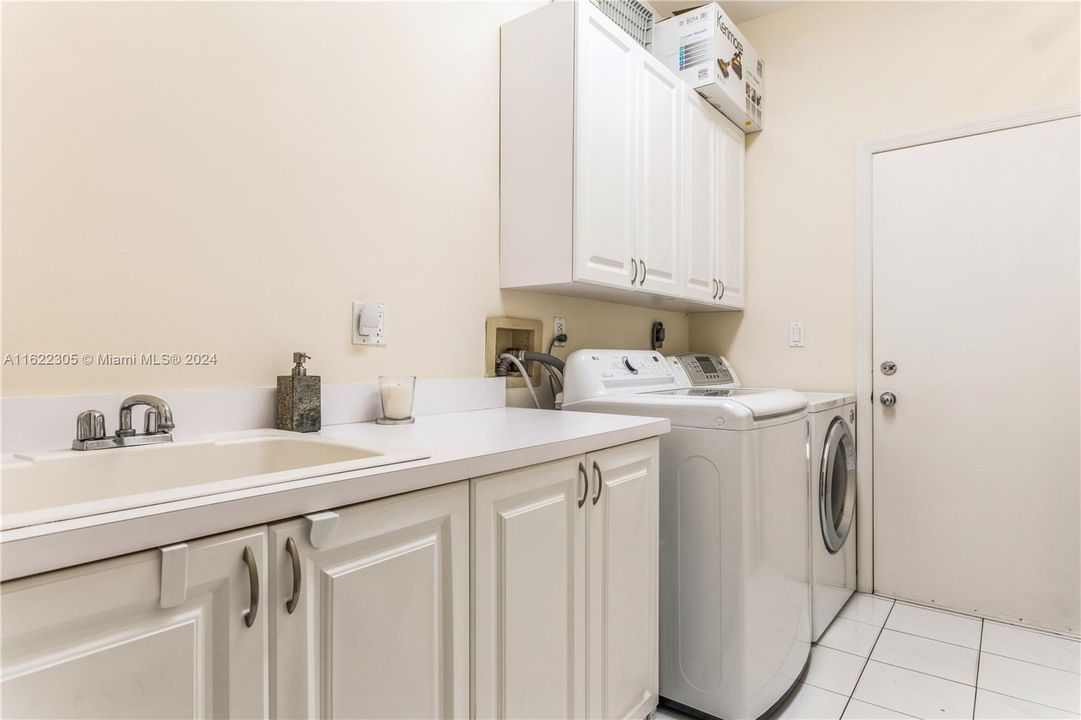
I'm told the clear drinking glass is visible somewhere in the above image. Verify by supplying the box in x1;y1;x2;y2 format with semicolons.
376;375;416;425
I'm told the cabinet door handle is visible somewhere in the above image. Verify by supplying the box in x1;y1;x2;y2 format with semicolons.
639;259;646;286
242;545;260;628
630;257;638;286
712;279;719;299
717;280;726;301
577;462;588;508
285;536;302;614
591;461;603;505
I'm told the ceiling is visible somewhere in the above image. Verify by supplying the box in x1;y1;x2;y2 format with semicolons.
649;1;799;24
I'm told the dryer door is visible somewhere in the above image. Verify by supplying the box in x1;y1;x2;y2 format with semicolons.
820;418;856;554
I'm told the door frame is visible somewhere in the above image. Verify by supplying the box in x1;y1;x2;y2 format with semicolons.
853;102;1080;593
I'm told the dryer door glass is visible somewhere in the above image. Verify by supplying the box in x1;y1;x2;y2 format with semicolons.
820;418;856;554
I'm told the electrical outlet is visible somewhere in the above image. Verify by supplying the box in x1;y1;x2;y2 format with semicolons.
553;317;567;346
353;302;387;345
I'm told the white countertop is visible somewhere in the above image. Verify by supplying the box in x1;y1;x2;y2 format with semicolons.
1;407;669;581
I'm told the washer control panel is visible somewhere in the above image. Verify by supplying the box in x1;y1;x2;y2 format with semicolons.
561;349;680;404
670;353;736;386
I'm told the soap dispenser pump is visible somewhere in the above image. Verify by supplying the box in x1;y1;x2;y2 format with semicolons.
276;352;321;432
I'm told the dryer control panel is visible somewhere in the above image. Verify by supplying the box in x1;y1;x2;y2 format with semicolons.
669;353;739;387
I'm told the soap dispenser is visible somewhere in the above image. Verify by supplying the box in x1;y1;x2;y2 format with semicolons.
276;352;321;432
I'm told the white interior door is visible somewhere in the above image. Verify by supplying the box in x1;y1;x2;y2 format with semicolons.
871;115;1080;633
573;3;637;290
636;52;682;297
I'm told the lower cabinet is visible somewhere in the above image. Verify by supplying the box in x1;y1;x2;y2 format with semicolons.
0;440;660;720
473;438;659;719
0;526;269;719
268;482;469;720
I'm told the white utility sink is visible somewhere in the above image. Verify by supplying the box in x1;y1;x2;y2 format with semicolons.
1;431;427;530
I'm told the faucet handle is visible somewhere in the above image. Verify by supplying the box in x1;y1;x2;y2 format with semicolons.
76;410;106;441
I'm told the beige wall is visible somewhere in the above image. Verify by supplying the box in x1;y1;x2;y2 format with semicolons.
1;1;689;399
690;1;1080;390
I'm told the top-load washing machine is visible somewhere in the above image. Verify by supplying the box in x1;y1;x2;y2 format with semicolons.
667;355;858;644
562;350;811;720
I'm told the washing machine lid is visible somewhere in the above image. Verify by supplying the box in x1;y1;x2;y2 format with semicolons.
563;388;807;430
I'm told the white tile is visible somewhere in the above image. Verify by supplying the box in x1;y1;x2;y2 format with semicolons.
820;617;883;657
841;594;896;628
982;621;1081;674
974;690;1079;719
805;645;867;695
853;660;976;719
884;602;982;649
773;683;849;720
842;699;918;719
871;629;979;685
977;653;1081;714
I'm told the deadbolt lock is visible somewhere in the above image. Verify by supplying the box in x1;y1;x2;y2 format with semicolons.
880;361;897;376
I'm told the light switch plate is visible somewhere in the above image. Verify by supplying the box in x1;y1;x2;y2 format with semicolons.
789;322;805;348
352;302;387;346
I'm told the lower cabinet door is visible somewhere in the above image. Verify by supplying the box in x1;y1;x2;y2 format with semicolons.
587;439;660;720
472;456;588;719
269;481;469;720
0;526;269;719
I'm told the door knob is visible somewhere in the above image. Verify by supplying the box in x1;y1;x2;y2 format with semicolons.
879;392;897;407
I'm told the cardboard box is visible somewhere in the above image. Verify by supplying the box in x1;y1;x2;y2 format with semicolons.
653;3;764;133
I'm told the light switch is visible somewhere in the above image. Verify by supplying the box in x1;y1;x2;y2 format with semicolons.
352;302;387;346
789;322;805;348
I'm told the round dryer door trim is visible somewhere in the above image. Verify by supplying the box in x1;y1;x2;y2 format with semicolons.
820;417;856;554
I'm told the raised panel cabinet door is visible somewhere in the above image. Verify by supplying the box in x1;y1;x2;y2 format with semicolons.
636;51;683;298
682;89;718;303
573;2;638;290
716;121;746;309
586;439;659;720
1;526;269;719
473;456;588;719
269;482;469;720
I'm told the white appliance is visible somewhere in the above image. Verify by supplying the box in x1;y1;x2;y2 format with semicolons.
563;350;810;720
652;3;764;133
669;355;858;643
803;393;857;641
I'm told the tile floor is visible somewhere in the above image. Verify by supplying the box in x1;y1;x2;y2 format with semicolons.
656;593;1081;720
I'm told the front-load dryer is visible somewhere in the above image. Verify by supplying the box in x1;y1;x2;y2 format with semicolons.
563;350;812;720
803;393;857;642
668;354;858;644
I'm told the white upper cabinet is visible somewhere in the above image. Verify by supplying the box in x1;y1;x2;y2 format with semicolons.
500;1;744;312
717;122;746;309
574;5;638;289
1;527;268;720
636;51;683;298
683;89;719;303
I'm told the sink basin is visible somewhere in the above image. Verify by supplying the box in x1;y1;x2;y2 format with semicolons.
1;432;427;530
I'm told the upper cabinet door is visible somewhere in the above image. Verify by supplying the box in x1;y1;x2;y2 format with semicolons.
573;3;638;290
637;52;683;298
269;482;469;720
586;438;660;720
682;89;718;303
473;456;588;720
1;527;269;720
717;123;746;308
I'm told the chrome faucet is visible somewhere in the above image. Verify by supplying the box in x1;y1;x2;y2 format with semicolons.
72;394;175;450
